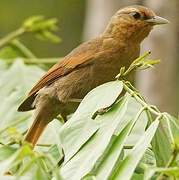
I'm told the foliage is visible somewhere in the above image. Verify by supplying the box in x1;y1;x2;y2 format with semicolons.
0;16;178;180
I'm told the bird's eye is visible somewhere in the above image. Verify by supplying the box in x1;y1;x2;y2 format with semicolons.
131;12;141;19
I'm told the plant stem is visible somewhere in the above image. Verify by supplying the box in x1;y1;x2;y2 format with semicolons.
0;114;31;134
123;146;134;149
158;137;179;180
163;115;175;143
0;28;25;48
24;57;61;64
123;82;163;117
116;51;151;79
156;149;178;180
36;143;52;147
10;39;36;58
123;81;179;180
129;106;146;134
5;57;61;64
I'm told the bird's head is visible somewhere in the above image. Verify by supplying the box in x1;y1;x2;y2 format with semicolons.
103;5;169;43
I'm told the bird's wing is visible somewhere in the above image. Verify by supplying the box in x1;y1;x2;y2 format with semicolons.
18;51;95;111
29;52;94;96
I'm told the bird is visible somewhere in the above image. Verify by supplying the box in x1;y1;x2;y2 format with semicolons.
18;5;169;148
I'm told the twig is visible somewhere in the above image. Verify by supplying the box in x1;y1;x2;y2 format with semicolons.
123;82;163;118
123;146;134;149
5;57;61;64
10;39;36;58
91;94;125;119
0;114;31;134
36;143;52;147
122;51;151;77
156;138;179;180
0;28;25;48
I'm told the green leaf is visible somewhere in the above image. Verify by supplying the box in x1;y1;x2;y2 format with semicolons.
159;167;179;177
115;96;148;146
58;82;150;180
59;82;127;180
59;81;123;164
23;16;44;29
151;127;171;167
10;39;36;58
23;16;60;43
164;113;179;138
0;60;62;148
131;51;151;66
0;144;58;179
146;111;172;167
0;60;7;74
141;148;156;166
0;60;44;138
94;121;135;180
0;144;32;175
110;119;159;180
0;146;17;162
24;17;58;32
0;174;15;180
14;144;33;162
144;166;179;180
35;31;61;43
60;99;128;180
131;173;144;180
81;174;97;180
143;167;156;180
0;46;21;59
48;144;61;161
17;156;52;180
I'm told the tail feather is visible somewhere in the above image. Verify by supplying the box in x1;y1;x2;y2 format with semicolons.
24;113;49;148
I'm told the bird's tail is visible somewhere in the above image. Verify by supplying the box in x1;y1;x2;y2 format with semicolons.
24;112;49;149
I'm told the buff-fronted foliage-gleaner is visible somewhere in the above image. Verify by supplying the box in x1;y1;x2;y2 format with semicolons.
18;5;169;148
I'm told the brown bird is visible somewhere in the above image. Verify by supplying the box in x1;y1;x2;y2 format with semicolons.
18;5;169;148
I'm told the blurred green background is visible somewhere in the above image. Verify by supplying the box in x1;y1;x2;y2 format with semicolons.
0;0;86;57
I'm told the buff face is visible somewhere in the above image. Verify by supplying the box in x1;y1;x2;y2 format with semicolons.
105;6;168;43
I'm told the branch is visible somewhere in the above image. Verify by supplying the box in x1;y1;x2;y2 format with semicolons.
0;28;25;48
0;15;60;48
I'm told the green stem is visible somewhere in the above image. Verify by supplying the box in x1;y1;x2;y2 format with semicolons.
5;57;61;64
25;57;61;64
36;143;52;147
123;82;162;117
129;106;146;134
123;146;134;149
156;149;178;180
163;115;174;143
0;28;25;48
123;81;179;180
10;39;36;58
0;114;31;134
118;51;151;78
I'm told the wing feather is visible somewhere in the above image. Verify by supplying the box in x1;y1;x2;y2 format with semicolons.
18;51;94;111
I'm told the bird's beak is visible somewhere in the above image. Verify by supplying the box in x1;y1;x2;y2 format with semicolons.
146;16;169;25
